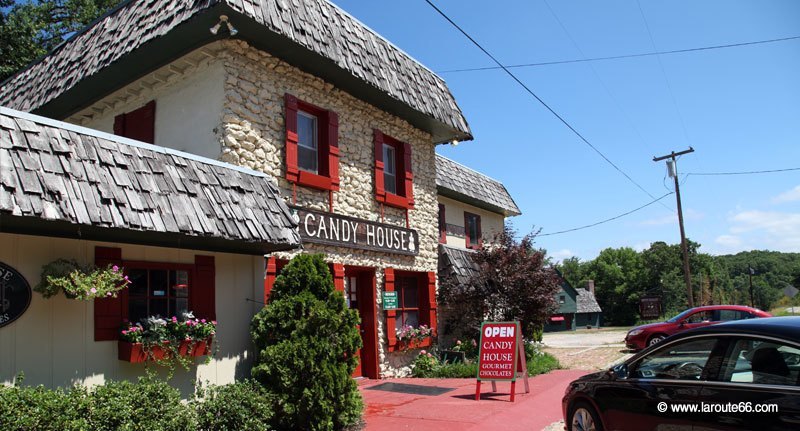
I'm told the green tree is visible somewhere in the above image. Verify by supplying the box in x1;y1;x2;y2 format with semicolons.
1;0;119;81
250;254;362;431
583;247;644;325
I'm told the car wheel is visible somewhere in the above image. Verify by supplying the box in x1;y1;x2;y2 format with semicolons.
648;334;666;347
569;401;603;431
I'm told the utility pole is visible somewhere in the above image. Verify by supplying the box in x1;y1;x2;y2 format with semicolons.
654;147;695;308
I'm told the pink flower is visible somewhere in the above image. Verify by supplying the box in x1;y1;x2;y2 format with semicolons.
201;319;206;323
456;340;462;345
472;339;477;347
106;292;112;297
420;350;426;355
112;265;119;272
171;316;178;323
211;321;217;325
427;353;433;358
90;288;97;294
121;330;127;335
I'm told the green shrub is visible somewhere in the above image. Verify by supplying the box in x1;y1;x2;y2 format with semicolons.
88;377;196;431
0;379;89;431
194;380;274;431
409;351;561;379
527;352;561;376
410;351;439;377
251;254;363;431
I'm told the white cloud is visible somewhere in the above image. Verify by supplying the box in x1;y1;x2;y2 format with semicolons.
772;185;800;204
715;235;742;248
549;249;573;262
725;210;800;252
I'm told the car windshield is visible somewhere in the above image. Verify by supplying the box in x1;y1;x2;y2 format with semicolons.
666;309;695;323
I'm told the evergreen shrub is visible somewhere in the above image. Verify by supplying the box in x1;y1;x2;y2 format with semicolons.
88;377;195;431
194;380;274;431
250;254;363;431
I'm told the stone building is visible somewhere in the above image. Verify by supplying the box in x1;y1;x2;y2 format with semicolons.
0;0;472;378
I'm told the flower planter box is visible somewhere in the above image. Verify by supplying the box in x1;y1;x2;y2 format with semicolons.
392;336;432;352
118;338;212;363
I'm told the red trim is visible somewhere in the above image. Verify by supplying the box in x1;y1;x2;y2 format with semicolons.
284;93;339;191
94;246;123;341
386;271;437;352
192;255;215;321
373;130;414;209
332;263;345;293
384;268;396;348
550;316;565;322
114;101;155;144
464;212;482;250
438;203;447;244
264;256;277;303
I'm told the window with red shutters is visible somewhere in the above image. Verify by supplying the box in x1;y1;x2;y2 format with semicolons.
438;203;447;244
373;130;413;209
284;94;339;191
113;101;156;144
384;269;436;352
93;248;215;341
464;212;482;250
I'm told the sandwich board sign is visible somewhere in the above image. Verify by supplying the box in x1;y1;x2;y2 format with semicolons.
475;321;529;401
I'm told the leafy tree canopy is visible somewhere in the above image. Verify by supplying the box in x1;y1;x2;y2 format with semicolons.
1;0;119;82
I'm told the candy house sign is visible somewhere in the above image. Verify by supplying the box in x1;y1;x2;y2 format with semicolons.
293;207;419;256
0;261;32;328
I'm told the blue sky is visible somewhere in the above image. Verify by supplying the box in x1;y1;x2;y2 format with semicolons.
333;0;800;261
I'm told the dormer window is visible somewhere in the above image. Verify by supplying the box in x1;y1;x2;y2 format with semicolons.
373;130;414;209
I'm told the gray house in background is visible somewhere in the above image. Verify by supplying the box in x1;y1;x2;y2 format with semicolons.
544;275;603;332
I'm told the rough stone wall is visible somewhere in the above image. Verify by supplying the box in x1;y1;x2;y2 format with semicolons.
218;40;439;377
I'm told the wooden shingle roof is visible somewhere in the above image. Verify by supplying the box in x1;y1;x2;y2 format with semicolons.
0;0;471;143
0;107;300;255
436;155;521;217
438;244;480;287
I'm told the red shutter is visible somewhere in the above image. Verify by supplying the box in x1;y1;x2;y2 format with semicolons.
113;114;125;136
402;141;414;208
476;215;483;247
384;268;396;347
421;272;437;334
264;256;277;303
373;130;385;200
192;255;216;321
438;204;447;244
327;111;340;191
285;93;299;183
114;101;155;144
94;246;123;341
332;263;345;293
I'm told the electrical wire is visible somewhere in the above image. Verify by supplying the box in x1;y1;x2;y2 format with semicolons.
424;0;665;206
437;36;800;74
539;192;674;236
686;167;800;176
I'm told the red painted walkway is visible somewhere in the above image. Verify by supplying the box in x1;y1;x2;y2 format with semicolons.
359;370;588;431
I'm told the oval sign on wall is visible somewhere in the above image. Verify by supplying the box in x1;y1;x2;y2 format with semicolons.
0;261;32;328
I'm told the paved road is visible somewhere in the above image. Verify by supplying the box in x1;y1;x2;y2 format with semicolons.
542;328;628;348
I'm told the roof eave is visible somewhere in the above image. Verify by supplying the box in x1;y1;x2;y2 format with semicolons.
28;3;471;143
437;186;521;217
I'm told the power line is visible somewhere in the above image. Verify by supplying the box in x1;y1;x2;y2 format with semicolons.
437;35;800;74
424;0;664;205
687;167;800;176
539;192;674;237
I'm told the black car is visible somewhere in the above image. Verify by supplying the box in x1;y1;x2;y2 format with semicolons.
562;316;800;431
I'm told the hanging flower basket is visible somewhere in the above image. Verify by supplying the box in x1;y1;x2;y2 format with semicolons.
35;259;130;300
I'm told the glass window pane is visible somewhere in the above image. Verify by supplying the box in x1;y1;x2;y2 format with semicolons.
403;311;419;328
297;112;317;150
384;172;396;195
171;270;189;298
128;269;148;297
150;270;168;297
150;299;168;318
399;277;418;308
383;144;395;175
720;339;800;386
633;338;717;380
170;298;189;319
466;215;479;244
129;298;148;324
298;147;318;173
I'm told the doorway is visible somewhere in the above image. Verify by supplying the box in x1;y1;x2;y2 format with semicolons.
344;266;378;378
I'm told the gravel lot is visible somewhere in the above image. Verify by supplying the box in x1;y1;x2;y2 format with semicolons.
542;327;634;371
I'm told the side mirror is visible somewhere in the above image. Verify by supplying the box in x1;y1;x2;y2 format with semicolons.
611;363;629;380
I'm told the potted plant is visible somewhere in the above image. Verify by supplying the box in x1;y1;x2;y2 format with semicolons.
119;312;216;368
35;259;130;300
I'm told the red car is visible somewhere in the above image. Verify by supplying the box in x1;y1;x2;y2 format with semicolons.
624;305;771;350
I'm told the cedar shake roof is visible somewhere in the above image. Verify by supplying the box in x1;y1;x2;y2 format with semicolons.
0;107;300;255
438;244;479;287
436;155;521;217
0;0;471;143
576;288;602;314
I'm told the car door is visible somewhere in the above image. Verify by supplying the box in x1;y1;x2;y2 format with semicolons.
694;336;800;431
595;336;720;431
681;310;717;330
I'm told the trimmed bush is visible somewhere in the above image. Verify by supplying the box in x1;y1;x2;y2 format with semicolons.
0;380;89;430
410;351;561;379
88;377;195;431
194;380;274;431
251;254;363;431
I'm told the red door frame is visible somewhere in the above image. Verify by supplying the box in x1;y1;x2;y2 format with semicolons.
345;266;379;379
